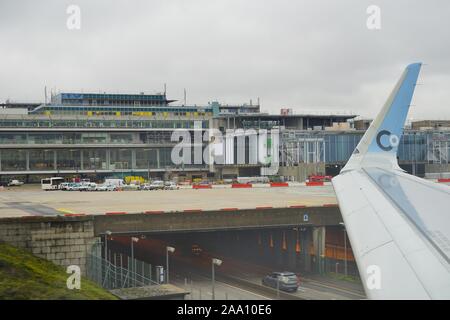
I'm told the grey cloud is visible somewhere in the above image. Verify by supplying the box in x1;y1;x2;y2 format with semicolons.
1;0;449;119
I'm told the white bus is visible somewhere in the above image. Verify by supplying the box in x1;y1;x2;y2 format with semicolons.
41;177;65;190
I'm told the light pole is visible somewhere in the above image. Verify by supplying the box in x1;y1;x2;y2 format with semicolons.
339;222;347;276
211;258;222;300
104;230;112;262
131;236;139;286
166;246;175;284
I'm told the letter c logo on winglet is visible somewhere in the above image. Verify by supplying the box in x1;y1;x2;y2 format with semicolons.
376;130;399;151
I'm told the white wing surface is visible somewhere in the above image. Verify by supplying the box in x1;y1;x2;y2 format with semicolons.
332;63;450;299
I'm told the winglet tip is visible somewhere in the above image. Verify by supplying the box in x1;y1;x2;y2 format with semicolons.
407;62;422;71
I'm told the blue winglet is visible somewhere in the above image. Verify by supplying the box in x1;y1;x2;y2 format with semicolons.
342;63;422;172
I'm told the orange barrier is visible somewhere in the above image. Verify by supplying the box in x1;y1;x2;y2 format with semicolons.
64;213;86;217
144;210;164;214
193;185;212;189
306;181;324;186
105;211;127;215
231;183;252;188
270;182;289;187
220;208;239;211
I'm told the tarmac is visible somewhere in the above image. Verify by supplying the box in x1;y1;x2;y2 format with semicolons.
0;184;337;218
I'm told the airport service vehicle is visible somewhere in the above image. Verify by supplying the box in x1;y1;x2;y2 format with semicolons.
262;272;299;292
104;178;124;187
332;63;450;299
7;180;24;186
78;182;97;191
41;177;65;190
164;181;179;190
148;180;165;190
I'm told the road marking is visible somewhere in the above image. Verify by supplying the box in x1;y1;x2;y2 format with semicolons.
57;208;75;214
180;273;271;300
215;281;271;300
302;278;366;298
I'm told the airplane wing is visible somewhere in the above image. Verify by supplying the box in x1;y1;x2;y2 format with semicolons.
332;63;450;299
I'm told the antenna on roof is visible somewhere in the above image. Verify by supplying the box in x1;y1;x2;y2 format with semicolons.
44;86;47;105
164;83;167;96
184;88;187;105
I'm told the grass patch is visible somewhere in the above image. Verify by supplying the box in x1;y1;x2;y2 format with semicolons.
0;242;117;300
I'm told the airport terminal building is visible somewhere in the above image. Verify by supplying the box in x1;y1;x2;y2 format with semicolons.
0;91;449;182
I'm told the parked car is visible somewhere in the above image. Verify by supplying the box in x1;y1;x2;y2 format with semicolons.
86;183;98;191
164;181;179;190
67;183;81;191
7;179;24;187
122;183;141;191
96;184;117;191
148;180;165;190
59;182;71;190
141;183;151;190
262;272;299;292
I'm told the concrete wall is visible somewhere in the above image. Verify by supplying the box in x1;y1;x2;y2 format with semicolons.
0;216;98;274
278;163;326;182
93;206;342;236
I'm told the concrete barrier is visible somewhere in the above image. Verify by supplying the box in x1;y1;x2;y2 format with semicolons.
306;181;324;186
231;184;252;188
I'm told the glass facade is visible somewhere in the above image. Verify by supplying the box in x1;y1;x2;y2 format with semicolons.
0;149;27;171
56;149;82;170
135;149;159;169
83;149;107;170
29;149;55;170
109;149;132;169
0;131;202;145
0;129;448;173
0;119;209;129
281;130;450;165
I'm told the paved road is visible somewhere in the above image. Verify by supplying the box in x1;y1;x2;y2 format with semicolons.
171;271;271;300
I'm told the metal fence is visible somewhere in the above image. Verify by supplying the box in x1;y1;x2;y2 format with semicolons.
86;251;159;290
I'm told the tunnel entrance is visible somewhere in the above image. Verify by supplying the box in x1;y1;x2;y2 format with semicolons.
103;226;359;280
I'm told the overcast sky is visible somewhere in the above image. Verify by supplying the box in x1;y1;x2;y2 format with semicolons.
1;0;449;119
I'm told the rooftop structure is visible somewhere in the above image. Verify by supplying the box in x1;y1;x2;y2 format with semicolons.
51;92;175;106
